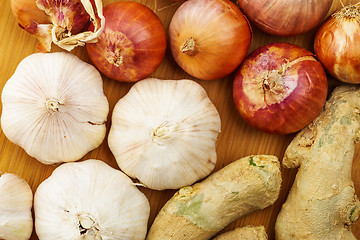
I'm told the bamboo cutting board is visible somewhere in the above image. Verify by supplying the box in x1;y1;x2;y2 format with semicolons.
0;0;359;239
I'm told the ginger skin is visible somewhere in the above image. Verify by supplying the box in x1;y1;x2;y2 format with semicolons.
147;155;281;240
275;85;360;240
213;225;268;240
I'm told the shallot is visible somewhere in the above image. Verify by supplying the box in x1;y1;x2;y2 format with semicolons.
233;43;328;135
237;0;332;36
86;1;167;82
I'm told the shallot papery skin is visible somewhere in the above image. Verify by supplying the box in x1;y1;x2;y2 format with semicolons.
314;3;360;84
10;0;104;52
237;0;333;36
36;0;90;34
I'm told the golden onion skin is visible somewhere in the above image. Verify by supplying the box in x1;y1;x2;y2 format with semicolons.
169;0;252;80
314;4;360;84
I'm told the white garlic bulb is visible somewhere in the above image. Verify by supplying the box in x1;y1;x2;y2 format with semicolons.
0;173;33;240
34;159;150;240
108;78;221;190
1;52;109;164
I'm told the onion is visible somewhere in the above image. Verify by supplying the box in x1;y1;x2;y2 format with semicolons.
10;0;104;52
314;3;360;84
169;0;252;80
86;1;167;82
233;42;328;135
237;0;333;36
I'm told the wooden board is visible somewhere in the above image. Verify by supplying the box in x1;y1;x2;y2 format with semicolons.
0;0;359;239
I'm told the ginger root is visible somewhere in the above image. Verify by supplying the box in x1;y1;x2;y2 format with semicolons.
146;155;281;240
213;226;268;240
275;85;360;239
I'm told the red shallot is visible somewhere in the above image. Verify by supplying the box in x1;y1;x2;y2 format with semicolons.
233;43;328;135
86;1;167;82
237;0;333;36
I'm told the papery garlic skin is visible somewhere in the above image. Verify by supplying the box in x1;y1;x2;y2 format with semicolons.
0;173;33;240
34;159;150;240
108;78;221;190
1;52;109;164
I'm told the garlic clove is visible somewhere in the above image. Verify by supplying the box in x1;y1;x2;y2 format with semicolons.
34;159;150;240
1;52;109;164
0;173;33;240
108;78;221;190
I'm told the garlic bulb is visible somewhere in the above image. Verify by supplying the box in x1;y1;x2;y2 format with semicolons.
108;78;221;190
34;159;150;240
1;52;109;164
0;173;33;240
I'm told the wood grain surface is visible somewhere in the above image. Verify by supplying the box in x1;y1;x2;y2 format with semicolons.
0;0;359;239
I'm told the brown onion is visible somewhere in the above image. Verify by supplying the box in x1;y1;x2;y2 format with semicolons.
169;0;252;80
314;3;360;84
10;0;104;52
233;43;328;135
86;1;167;82
237;0;333;36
